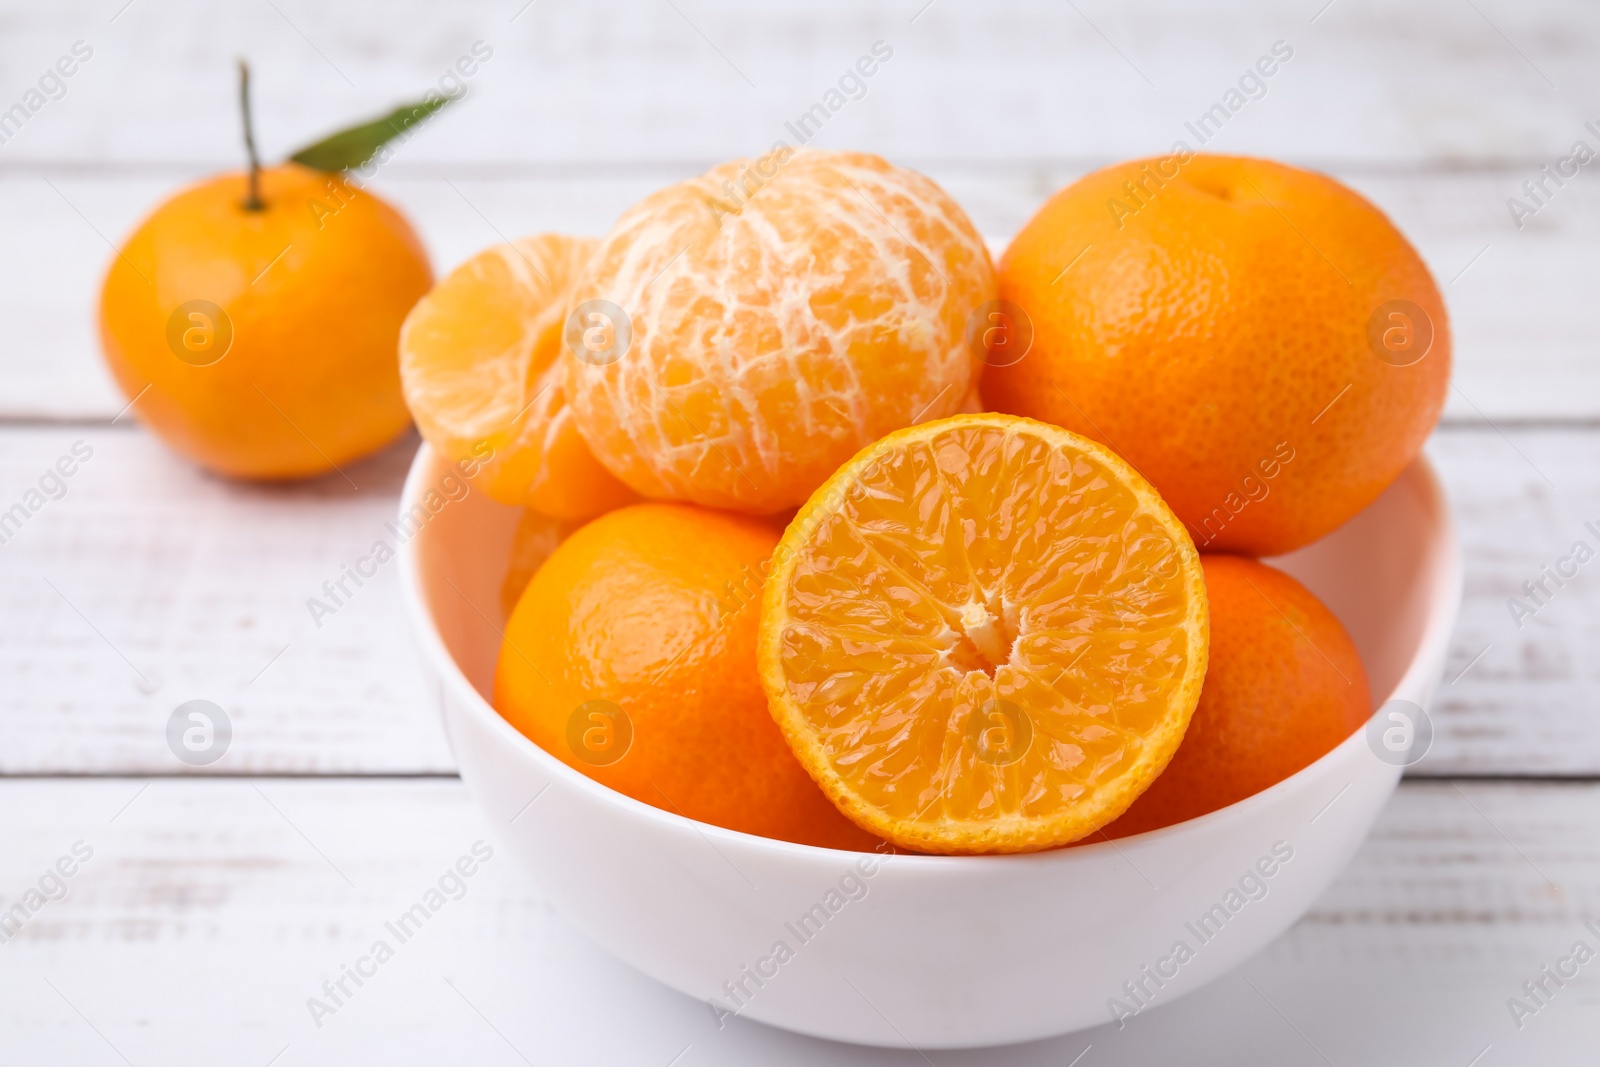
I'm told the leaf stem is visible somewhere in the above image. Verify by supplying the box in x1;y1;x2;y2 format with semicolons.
238;59;264;211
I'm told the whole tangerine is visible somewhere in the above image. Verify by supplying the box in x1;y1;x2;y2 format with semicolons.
985;153;1449;555
494;502;881;851
99;163;430;479
1101;554;1371;838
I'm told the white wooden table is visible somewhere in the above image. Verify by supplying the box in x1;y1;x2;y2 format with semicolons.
3;1;1599;1062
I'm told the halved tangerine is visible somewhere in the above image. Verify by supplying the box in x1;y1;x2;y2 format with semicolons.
758;413;1209;854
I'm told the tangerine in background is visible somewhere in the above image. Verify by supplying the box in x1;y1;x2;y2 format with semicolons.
99;164;430;479
566;148;996;515
494;502;880;852
985;153;1449;555
1101;554;1372;839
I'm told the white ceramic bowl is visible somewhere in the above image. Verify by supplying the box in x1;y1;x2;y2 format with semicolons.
399;445;1460;1049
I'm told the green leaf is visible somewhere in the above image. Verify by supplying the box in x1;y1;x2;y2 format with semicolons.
287;95;453;173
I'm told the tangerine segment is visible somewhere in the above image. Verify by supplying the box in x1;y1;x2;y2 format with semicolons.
758;414;1209;854
567;149;996;514
399;235;635;520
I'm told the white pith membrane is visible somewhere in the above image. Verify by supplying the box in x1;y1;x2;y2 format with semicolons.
566;150;994;512
777;422;1203;839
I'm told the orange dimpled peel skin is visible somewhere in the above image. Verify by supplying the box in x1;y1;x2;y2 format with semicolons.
100;164;430;479
984;153;1449;556
1102;554;1373;838
97;64;446;482
493;503;881;852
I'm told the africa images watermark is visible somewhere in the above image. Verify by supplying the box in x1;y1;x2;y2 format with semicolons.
1185;441;1296;550
1105;40;1295;229
305;445;491;629
305;840;495;1028
1179;41;1294;150
1106;840;1296;1028
1505;120;1600;231
716;554;771;621
1506;919;1600;1030
0;440;95;547
167;699;232;767
0;841;95;945
0;40;94;147
1505;520;1600;629
706;853;883;1029
703;40;895;227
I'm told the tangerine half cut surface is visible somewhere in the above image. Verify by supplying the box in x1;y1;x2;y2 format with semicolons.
758;414;1209;854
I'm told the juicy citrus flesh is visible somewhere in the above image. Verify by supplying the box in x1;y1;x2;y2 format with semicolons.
759;414;1209;854
984;153;1449;555
1101;555;1371;839
495;503;881;851
399;235;636;520
566;149;996;514
99;164;429;479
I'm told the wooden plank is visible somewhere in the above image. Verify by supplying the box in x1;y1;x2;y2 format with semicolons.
1426;427;1600;776
0;778;1595;1064
4;165;1598;421
1;422;1598;776
0;425;457;775
2;0;1596;168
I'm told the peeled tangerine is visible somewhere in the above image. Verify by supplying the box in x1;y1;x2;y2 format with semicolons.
758;414;1211;854
565;149;996;514
399;234;636;521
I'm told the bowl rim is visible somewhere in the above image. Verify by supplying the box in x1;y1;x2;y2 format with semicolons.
399;443;1462;870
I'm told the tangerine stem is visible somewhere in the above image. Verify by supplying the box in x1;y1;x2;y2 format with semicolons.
238;59;264;211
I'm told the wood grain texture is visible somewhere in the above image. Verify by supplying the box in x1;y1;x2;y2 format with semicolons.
0;422;1595;777
0;3;1593;1060
1;0;1596;167
3;0;1599;419
0;425;456;775
4;167;1598;419
0;778;1595;1065
1428;427;1600;776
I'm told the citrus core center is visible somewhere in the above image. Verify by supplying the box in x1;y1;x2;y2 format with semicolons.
951;600;1017;679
